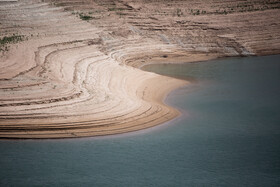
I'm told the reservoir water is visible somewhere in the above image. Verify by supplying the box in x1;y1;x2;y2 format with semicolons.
1;55;280;186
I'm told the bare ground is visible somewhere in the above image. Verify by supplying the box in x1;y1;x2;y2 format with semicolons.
0;0;279;138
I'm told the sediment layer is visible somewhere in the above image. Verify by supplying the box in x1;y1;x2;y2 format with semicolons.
0;0;279;138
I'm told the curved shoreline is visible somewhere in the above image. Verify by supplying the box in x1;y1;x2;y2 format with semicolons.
0;70;188;139
0;35;189;139
0;0;279;139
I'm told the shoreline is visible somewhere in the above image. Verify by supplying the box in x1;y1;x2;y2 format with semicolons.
1;0;279;139
0;73;188;139
0;82;190;140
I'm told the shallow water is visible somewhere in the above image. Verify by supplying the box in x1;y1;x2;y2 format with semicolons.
1;55;280;186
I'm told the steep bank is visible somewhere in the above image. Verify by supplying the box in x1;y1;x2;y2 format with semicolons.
0;0;279;138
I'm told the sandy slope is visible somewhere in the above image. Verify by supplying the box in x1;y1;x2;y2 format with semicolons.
0;0;279;138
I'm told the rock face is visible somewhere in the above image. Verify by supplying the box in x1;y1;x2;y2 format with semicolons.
0;0;279;138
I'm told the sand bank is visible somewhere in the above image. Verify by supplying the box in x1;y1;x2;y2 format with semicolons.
0;0;279;138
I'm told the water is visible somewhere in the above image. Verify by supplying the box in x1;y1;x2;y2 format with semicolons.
1;55;280;186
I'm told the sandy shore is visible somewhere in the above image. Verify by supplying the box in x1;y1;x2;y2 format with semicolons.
0;0;279;138
0;36;188;138
0;0;189;138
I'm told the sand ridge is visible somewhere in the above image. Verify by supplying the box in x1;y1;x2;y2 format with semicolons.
0;0;279;138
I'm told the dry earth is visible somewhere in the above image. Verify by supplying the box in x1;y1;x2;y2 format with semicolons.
0;0;279;138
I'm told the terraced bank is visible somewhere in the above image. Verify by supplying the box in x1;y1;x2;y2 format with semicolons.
0;0;279;138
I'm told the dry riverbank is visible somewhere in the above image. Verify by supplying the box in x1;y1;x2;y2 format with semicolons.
0;0;279;138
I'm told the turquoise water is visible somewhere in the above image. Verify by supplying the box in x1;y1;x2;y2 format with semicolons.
1;55;280;186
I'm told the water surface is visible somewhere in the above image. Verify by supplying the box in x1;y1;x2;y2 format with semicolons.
1;55;280;186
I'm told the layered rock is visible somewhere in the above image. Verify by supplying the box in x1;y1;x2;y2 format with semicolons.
0;0;279;138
